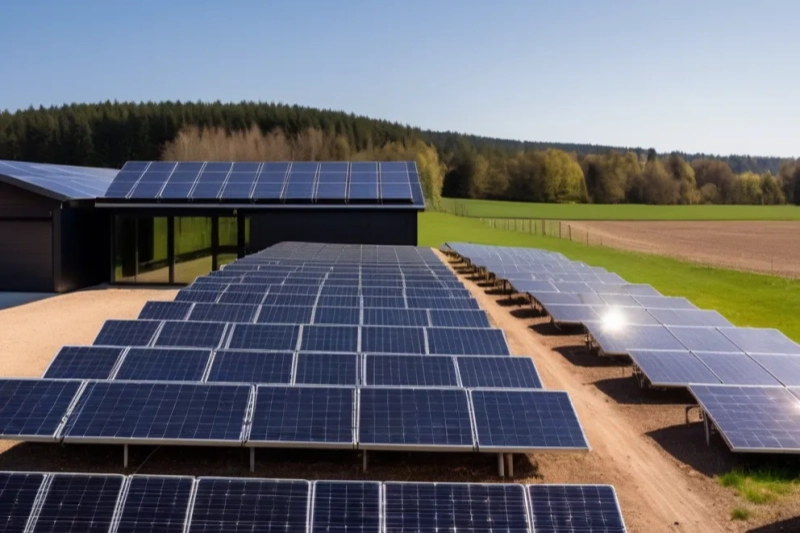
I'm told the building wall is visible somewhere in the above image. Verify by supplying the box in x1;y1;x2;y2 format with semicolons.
56;207;111;292
248;210;418;251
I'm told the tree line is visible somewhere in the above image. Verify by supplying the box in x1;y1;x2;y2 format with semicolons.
0;101;797;206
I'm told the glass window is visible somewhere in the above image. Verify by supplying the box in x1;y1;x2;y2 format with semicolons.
174;217;213;284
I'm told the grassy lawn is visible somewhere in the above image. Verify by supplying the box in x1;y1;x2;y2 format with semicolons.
441;198;800;220
420;212;800;341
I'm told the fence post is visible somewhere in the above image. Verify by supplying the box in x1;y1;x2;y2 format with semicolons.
559;221;562;239
586;231;589;245
569;225;572;241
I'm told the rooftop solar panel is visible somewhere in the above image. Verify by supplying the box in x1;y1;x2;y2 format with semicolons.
43;346;124;380
427;328;510;356
207;350;293;384
365;355;458;387
116;476;194;533
384;482;530;533
248;386;354;448
0;160;117;201
470;390;589;452
139;301;193;321
0;379;82;440
628;350;721;388
718;327;800;355
189;303;257;323
312;481;380;533
300;325;359;353
188;478;310;533
0;472;46;532
94;319;161;347
114;348;211;382
361;327;426;355
295;353;359;385
228;324;300;352
32;474;124;533
154;321;228;349
527;485;627;533
456;357;543;389
667;327;741;353
689;384;800;452
63;382;250;444
358;387;474;450
693;352;782;386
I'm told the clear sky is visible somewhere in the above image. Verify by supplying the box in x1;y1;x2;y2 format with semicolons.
2;0;797;157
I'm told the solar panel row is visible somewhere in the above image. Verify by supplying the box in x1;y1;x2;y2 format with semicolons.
0;472;627;533
0;380;586;452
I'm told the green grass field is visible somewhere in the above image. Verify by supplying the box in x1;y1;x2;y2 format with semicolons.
420;212;800;341
441;198;800;220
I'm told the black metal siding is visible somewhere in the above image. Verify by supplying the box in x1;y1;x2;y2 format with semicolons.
248;210;418;251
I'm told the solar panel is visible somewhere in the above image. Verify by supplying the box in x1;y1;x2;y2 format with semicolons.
363;296;406;309
154;321;227;349
116;476;194;533
248;386;354;447
362;308;427;326
31;474;124;533
545;305;600;325
527;485;627;533
94;319;160;346
667;327;741;353
311;481;380;533
428;310;491;328
718;327;800;355
632;295;696;310
228;324;300;352
263;294;318;308
646;309;731;328
358;388;474;449
313;307;361;325
189;303;257;323
43;346;124;380
361;327;426;355
427;328;510;356
295;353;359;385
114;348;211;382
599;294;640;308
693;352;781;386
188;478;310;533
300;326;359;353
139;301;193;321
586;323;685;356
365;355;458;387
535;292;606;306
64;382;250;444
0;379;82;440
407;297;479;310
256;306;314;324
207;350;293;384
318;295;361;308
748;354;800;387
470;390;589;452
383;482;530;533
175;290;221;303
591;306;661;326
0;472;46;533
689;384;800;452
628;350;721;387
217;291;266;305
456;357;543;389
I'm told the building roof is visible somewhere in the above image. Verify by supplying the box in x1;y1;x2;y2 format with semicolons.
0;160;117;201
97;161;425;210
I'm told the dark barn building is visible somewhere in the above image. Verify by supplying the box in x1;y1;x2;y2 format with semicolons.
0;160;424;291
0;161;116;292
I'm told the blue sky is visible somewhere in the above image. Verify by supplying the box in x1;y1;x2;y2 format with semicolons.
2;0;797;157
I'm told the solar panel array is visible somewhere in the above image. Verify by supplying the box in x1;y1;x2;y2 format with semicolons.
446;242;800;455
101;161;425;207
0;159;117;200
0;242;589;458
0;472;627;533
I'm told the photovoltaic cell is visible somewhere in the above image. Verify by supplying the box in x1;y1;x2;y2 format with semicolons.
312;481;380;533
262;294;318;308
0;472;46;533
189;303;257;324
139;301;193;321
154;321;227;349
116;476;194;533
358;388;474;449
64;382;250;443
114;348;211;382
361;327;425;355
427;328;510;356
188;478;309;533
456;357;543;389
407;297;479;310
383;482;529;533
470;390;589;452
365;355;458;387
248;386;354;447
313;307;360;325
627;350;721;387
217;291;266;305
363;297;406;309
175;290;221;304
32;475;123;533
256;306;314;325
227;324;300;352
300;326;359;353
362;308;427;327
94;319;161;346
527;485;627;533
43;346;124;380
428;310;491;328
0;379;82;439
295;353;359;386
690;384;800;452
207;350;293;384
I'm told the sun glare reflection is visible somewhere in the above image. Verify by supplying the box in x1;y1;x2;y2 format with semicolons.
601;308;627;332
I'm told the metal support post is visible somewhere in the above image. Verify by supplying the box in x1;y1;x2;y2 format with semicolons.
497;453;505;478
250;448;255;473
505;454;514;478
704;413;710;446
123;445;128;468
